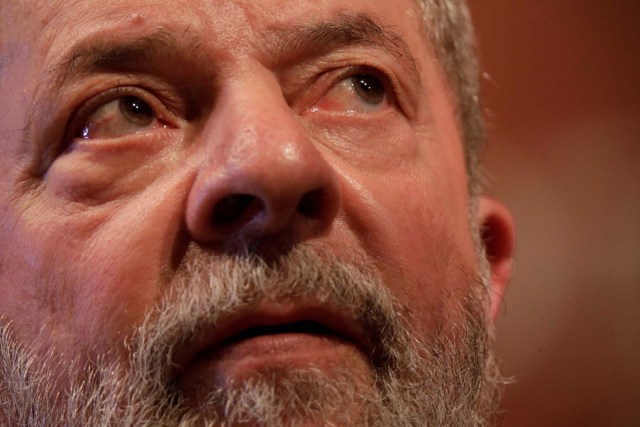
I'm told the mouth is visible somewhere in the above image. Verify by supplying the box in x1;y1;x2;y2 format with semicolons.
171;303;372;395
221;320;343;344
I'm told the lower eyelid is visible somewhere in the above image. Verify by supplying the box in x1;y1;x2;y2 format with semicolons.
69;87;178;138
72;96;174;139
68;127;177;154
307;74;390;114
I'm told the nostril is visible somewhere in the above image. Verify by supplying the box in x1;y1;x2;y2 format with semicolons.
298;188;326;219
212;194;262;225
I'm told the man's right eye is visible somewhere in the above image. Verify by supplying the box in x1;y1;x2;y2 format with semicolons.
76;95;168;140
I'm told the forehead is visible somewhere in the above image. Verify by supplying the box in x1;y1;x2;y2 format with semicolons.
12;0;429;65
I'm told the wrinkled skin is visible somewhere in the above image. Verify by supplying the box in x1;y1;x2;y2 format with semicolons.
0;0;514;423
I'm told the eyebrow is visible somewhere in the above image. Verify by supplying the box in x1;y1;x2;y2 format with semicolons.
274;14;422;86
45;13;421;95
50;29;205;88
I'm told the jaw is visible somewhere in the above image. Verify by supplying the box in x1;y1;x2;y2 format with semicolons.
0;284;499;427
175;331;372;406
167;309;373;409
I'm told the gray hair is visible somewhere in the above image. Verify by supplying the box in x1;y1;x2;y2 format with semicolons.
418;0;484;199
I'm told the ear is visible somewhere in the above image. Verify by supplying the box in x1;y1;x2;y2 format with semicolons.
477;197;516;321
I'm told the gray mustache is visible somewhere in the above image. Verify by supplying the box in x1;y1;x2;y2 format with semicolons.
130;245;412;382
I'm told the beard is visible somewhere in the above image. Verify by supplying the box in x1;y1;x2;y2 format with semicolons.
0;245;503;426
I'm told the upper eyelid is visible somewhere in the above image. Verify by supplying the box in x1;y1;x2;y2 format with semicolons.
280;42;418;94
68;61;406;136
298;64;403;113
68;86;175;137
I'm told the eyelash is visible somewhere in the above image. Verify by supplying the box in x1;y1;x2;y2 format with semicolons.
65;63;401;140
67;86;171;139
308;64;401;111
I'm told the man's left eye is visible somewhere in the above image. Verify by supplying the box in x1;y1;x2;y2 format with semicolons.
310;72;391;113
77;95;167;140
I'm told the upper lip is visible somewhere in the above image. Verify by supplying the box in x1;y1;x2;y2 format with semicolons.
170;300;371;378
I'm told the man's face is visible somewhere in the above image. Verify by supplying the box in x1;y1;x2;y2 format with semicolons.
0;0;514;424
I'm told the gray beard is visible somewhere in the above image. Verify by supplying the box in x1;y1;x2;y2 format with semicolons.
0;245;503;426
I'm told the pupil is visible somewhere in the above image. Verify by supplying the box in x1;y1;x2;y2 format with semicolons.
353;74;385;104
119;96;154;125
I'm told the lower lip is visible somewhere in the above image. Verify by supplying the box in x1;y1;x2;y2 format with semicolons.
205;332;359;371
175;333;367;394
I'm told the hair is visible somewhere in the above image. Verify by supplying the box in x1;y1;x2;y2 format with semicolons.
417;0;485;200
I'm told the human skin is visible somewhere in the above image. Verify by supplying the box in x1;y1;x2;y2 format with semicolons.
0;0;514;414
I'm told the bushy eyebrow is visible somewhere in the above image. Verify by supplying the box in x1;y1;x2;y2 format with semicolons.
273;14;422;87
44;13;421;96
50;29;206;87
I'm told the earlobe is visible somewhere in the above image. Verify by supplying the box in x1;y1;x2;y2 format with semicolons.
477;197;516;321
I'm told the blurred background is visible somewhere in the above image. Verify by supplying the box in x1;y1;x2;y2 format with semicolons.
468;1;640;425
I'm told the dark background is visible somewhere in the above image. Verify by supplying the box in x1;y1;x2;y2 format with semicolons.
468;1;640;425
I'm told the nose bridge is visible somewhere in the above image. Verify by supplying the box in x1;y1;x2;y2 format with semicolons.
213;78;330;207
185;75;342;245
218;79;312;181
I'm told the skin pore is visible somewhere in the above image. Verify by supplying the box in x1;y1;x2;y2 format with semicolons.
0;0;515;425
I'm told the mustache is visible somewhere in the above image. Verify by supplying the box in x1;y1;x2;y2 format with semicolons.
130;244;415;385
0;244;501;426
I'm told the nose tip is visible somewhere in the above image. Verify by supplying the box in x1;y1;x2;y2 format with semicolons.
185;77;343;247
185;143;342;247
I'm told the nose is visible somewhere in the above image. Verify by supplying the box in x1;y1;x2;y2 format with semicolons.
185;83;342;247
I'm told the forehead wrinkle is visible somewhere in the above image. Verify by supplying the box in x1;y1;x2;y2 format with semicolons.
271;13;423;92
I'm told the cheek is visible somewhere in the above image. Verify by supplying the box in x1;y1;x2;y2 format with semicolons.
0;169;192;359
339;166;476;337
67;181;191;355
45;132;180;205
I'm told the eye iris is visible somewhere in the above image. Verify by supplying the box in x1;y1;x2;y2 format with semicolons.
119;96;154;126
352;74;385;104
